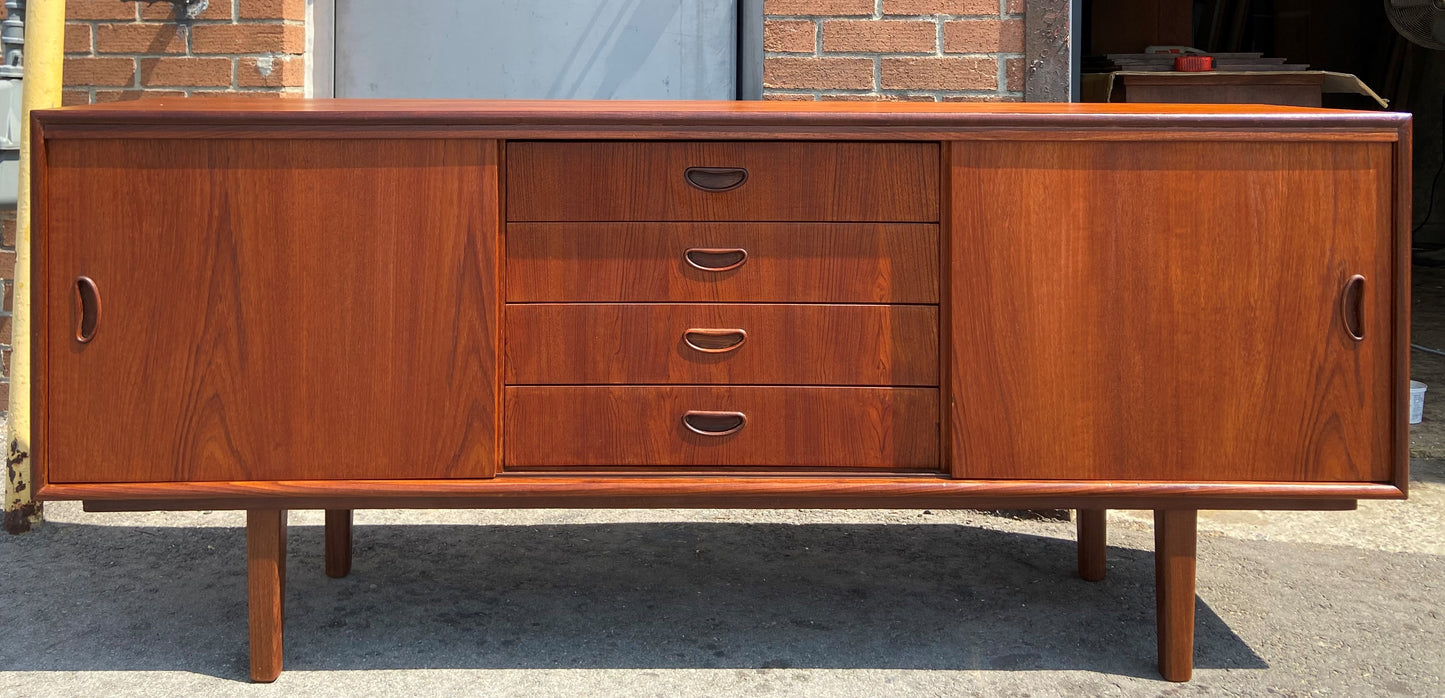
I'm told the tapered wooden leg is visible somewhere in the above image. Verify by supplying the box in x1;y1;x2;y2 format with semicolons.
1154;509;1197;682
325;509;353;578
1076;508;1107;582
247;509;288;683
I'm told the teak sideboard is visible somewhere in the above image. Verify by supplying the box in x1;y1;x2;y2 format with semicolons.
29;100;1410;682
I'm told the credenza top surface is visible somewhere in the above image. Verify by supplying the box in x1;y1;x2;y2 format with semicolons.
33;98;1409;137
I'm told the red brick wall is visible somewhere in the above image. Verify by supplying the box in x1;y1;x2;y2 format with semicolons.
62;0;306;105
763;0;1026;101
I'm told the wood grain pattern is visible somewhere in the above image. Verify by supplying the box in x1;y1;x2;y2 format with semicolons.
1077;509;1107;582
505;223;939;303
1393;129;1413;494
1154;509;1197;682
949;141;1397;483
504;387;940;470
36;124;1404;143
324;509;351;579
505;304;938;386
58;477;1380;512
507;142;939;222
34;98;1410;136
40;139;500;483
247;509;286;683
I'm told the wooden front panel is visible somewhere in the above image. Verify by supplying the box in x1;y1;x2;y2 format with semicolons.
41;139;501;483
506;223;939;303
506;141;939;222
505;386;939;469
949;141;1395;482
506;304;938;386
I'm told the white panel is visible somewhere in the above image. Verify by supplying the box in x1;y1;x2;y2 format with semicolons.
335;0;737;99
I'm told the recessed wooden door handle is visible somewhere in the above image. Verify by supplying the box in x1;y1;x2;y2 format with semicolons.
682;410;747;437
683;328;747;353
684;247;747;272
1341;274;1365;341
684;167;748;192
74;275;100;344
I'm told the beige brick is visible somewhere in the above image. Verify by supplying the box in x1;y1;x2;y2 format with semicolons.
764;20;815;53
1006;56;1022;91
882;0;998;15
62;90;92;106
67;0;138;21
65;24;93;54
763;93;816;101
191;24;305;54
239;0;307;20
238;56;305;87
93;89;186;102
880;57;995;90
764;57;873;90
944;19;1023;53
63;57;135;86
822;20;936;53
96;23;187;54
140;57;232;87
141;0;230;20
765;0;872;16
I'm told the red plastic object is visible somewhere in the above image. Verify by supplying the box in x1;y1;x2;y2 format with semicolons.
1174;55;1214;72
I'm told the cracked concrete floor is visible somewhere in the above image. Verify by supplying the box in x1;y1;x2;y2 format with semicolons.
2;459;1442;697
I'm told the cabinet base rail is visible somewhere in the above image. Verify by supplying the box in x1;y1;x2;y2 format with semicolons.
243;507;1198;683
48;476;1396;513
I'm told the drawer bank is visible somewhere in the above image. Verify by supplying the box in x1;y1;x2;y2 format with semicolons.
29;100;1411;682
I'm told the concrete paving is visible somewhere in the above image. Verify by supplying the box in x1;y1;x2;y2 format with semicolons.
2;460;1443;697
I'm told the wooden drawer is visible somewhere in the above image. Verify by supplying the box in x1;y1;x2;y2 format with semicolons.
506;223;939;303
504;386;940;469
506;141;939;222
505;304;938;386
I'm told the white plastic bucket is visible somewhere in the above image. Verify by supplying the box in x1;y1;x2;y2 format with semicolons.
1410;381;1427;425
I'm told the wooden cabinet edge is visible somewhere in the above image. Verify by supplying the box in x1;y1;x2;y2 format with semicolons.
1393;126;1413;496
36;478;1402;511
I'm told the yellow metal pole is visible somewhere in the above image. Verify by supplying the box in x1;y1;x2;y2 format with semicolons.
4;0;65;534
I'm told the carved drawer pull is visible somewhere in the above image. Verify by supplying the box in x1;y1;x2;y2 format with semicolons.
683;328;747;354
75;276;100;344
1341;274;1365;341
684;247;748;272
682;410;747;437
684;167;748;192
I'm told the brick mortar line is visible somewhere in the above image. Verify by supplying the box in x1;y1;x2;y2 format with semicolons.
766;52;1009;58
766;89;1013;96
92;52;300;57
79;20;296;24
819;88;1014;94
765;15;1011;20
